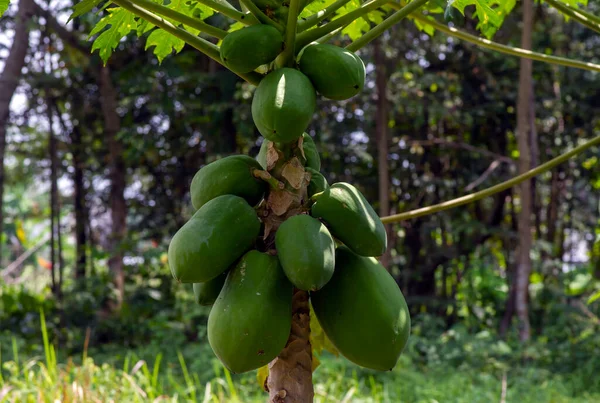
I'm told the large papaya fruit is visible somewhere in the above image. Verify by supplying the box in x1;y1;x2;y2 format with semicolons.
311;246;411;371
208;250;292;373
275;214;335;291
310;182;386;257
306;167;328;198
168;195;260;283
190;155;267;210
298;43;365;101
256;133;320;171
193;271;227;306
220;25;283;74
252;68;316;143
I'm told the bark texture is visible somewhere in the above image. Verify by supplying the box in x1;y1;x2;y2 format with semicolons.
0;0;33;266
267;289;313;403
514;0;535;342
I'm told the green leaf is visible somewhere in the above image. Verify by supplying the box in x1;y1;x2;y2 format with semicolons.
69;0;104;22
310;302;339;357
90;7;138;63
448;0;515;38
0;0;10;17
145;28;185;63
588;290;600;305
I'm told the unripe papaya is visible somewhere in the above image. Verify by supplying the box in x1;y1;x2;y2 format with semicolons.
298;43;365;101
193;271;227;306
190;155;266;210
168;195;260;283
252;68;316;143
208;250;292;373
310;182;386;257
306;167;328;197
256;133;320;171
311;246;411;371
302;133;320;171
220;25;283;73
275;215;335;291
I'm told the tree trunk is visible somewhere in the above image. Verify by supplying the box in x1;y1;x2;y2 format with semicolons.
72;124;87;278
0;0;33;266
48;102;58;296
99;66;126;309
514;0;535;342
374;39;392;269
267;289;313;403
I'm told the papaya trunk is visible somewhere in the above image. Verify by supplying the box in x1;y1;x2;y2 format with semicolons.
267;288;313;403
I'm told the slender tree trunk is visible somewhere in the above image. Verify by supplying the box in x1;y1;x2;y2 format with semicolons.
48;103;58;296
514;0;535;342
374;39;392;268
99;66;126;309
0;0;33;266
72;125;87;278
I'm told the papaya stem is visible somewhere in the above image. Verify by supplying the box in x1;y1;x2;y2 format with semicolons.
196;0;260;25
276;0;301;67
124;0;228;39
380;134;600;224
409;12;600;74
253;169;285;190
295;0;391;50
545;0;600;34
297;0;352;33
238;0;285;32
345;0;429;51
110;0;263;85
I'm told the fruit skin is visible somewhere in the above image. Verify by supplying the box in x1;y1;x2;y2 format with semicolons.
298;43;365;101
302;133;320;171
208;250;292;373
252;68;316;143
306;167;328;197
193;272;227;306
168;195;260;283
310;182;386;257
190;155;267;210
311;246;411;371
275;214;335;291
220;25;283;73
256;133;320;170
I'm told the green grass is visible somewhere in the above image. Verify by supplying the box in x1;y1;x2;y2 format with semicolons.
1;313;599;402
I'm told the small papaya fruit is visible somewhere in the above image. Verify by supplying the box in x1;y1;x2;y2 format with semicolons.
168;195;260;283
302;133;320;171
190;155;266;210
193;271;227;306
208;250;292;373
310;182;386;257
311;246;411;371
275;214;335;291
252;68;316;143
298;43;365;101
306;167;328;197
220;25;283;73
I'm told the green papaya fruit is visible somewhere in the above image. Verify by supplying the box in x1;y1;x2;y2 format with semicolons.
252;68;316;143
298;43;365;101
256;133;320;171
190;155;267;210
310;182;386;257
220;25;283;73
302;133;320;171
275;215;335;291
306;167;328;197
208;250;292;373
168;195;260;283
193;271;227;306
311;246;411;371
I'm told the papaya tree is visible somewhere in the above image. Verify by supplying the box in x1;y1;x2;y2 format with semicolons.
4;0;598;401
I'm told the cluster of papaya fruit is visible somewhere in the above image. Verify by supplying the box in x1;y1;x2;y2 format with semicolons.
168;16;410;375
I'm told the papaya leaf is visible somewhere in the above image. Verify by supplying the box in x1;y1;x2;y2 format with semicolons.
448;0;514;38
309;302;339;357
145;28;185;63
300;0;336;17
69;0;104;22
256;365;269;391
0;0;9;17
89;7;138;63
588;290;600;305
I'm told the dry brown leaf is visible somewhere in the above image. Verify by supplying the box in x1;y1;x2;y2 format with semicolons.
268;191;296;216
281;157;305;190
266;141;279;171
